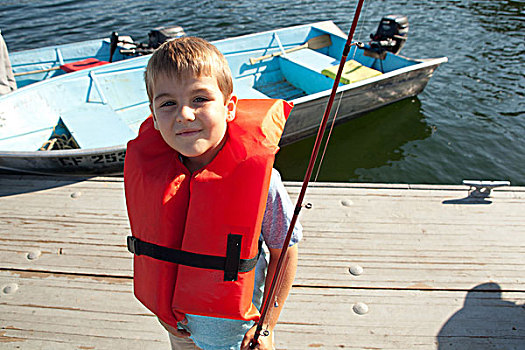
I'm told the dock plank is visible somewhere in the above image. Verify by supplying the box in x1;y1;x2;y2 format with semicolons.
1;175;524;349
1;176;523;290
0;270;168;349
1;270;523;349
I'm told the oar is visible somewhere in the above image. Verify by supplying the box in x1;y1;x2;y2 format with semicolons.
249;34;332;64
14;66;61;76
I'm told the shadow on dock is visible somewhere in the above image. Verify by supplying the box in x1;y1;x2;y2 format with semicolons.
437;282;525;349
442;195;492;205
0;174;91;197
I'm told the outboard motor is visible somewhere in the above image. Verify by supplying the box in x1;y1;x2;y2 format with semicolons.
366;14;408;59
148;25;186;49
117;25;186;56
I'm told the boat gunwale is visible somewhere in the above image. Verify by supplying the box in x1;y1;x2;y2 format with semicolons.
0;144;126;158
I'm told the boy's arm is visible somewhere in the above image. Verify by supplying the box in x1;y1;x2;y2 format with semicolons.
263;244;299;330
241;244;298;349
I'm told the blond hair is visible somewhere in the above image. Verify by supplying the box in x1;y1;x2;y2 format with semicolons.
144;37;233;102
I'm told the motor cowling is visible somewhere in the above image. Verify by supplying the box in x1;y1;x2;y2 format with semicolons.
369;14;408;55
148;26;186;49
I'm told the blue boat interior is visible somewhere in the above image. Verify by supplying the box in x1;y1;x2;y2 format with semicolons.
10;39;130;88
0;22;423;152
0;63;149;152
222;26;418;101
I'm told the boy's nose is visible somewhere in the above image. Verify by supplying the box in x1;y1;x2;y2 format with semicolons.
176;105;196;123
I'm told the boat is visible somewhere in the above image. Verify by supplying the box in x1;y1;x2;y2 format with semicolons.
10;26;185;88
10;36;136;89
0;19;447;176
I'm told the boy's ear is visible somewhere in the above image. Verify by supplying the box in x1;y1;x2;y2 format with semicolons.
149;104;159;130
226;95;238;122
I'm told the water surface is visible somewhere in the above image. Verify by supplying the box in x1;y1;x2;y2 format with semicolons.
1;0;523;184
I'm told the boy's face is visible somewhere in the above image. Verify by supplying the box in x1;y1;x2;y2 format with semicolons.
149;73;236;171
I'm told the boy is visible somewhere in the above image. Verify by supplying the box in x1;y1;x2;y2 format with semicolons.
124;37;301;350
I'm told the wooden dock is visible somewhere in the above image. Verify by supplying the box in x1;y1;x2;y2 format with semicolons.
0;175;523;349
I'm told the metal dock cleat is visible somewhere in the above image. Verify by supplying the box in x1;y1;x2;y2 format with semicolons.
462;180;510;198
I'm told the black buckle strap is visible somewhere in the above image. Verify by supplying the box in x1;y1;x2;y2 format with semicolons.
127;235;261;281
224;234;243;281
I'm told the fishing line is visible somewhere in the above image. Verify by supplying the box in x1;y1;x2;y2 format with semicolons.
354;0;371;51
312;0;371;182
313;90;344;182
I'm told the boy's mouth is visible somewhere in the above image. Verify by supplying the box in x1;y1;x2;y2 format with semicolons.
176;129;201;136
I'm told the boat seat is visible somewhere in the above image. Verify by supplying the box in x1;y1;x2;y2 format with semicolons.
234;77;269;99
60;103;136;149
278;49;339;95
60;58;109;73
321;60;382;84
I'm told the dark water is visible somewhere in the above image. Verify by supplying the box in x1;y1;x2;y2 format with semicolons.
1;0;524;184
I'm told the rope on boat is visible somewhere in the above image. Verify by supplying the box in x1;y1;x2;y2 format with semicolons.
39;126;79;150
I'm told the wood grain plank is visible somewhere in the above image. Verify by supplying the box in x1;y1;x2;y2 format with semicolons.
0;270;167;349
276;287;524;349
1;175;524;349
1;176;524;290
1;271;523;349
0;178;525;290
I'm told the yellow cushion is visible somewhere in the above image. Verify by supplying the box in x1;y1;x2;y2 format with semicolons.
321;60;382;84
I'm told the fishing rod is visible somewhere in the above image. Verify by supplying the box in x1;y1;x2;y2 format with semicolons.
250;0;366;347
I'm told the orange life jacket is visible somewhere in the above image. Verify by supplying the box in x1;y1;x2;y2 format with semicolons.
124;99;292;327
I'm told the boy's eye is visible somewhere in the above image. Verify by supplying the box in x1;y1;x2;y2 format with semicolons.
194;97;209;103
160;101;176;108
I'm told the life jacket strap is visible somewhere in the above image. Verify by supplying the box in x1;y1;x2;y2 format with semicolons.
127;235;262;281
